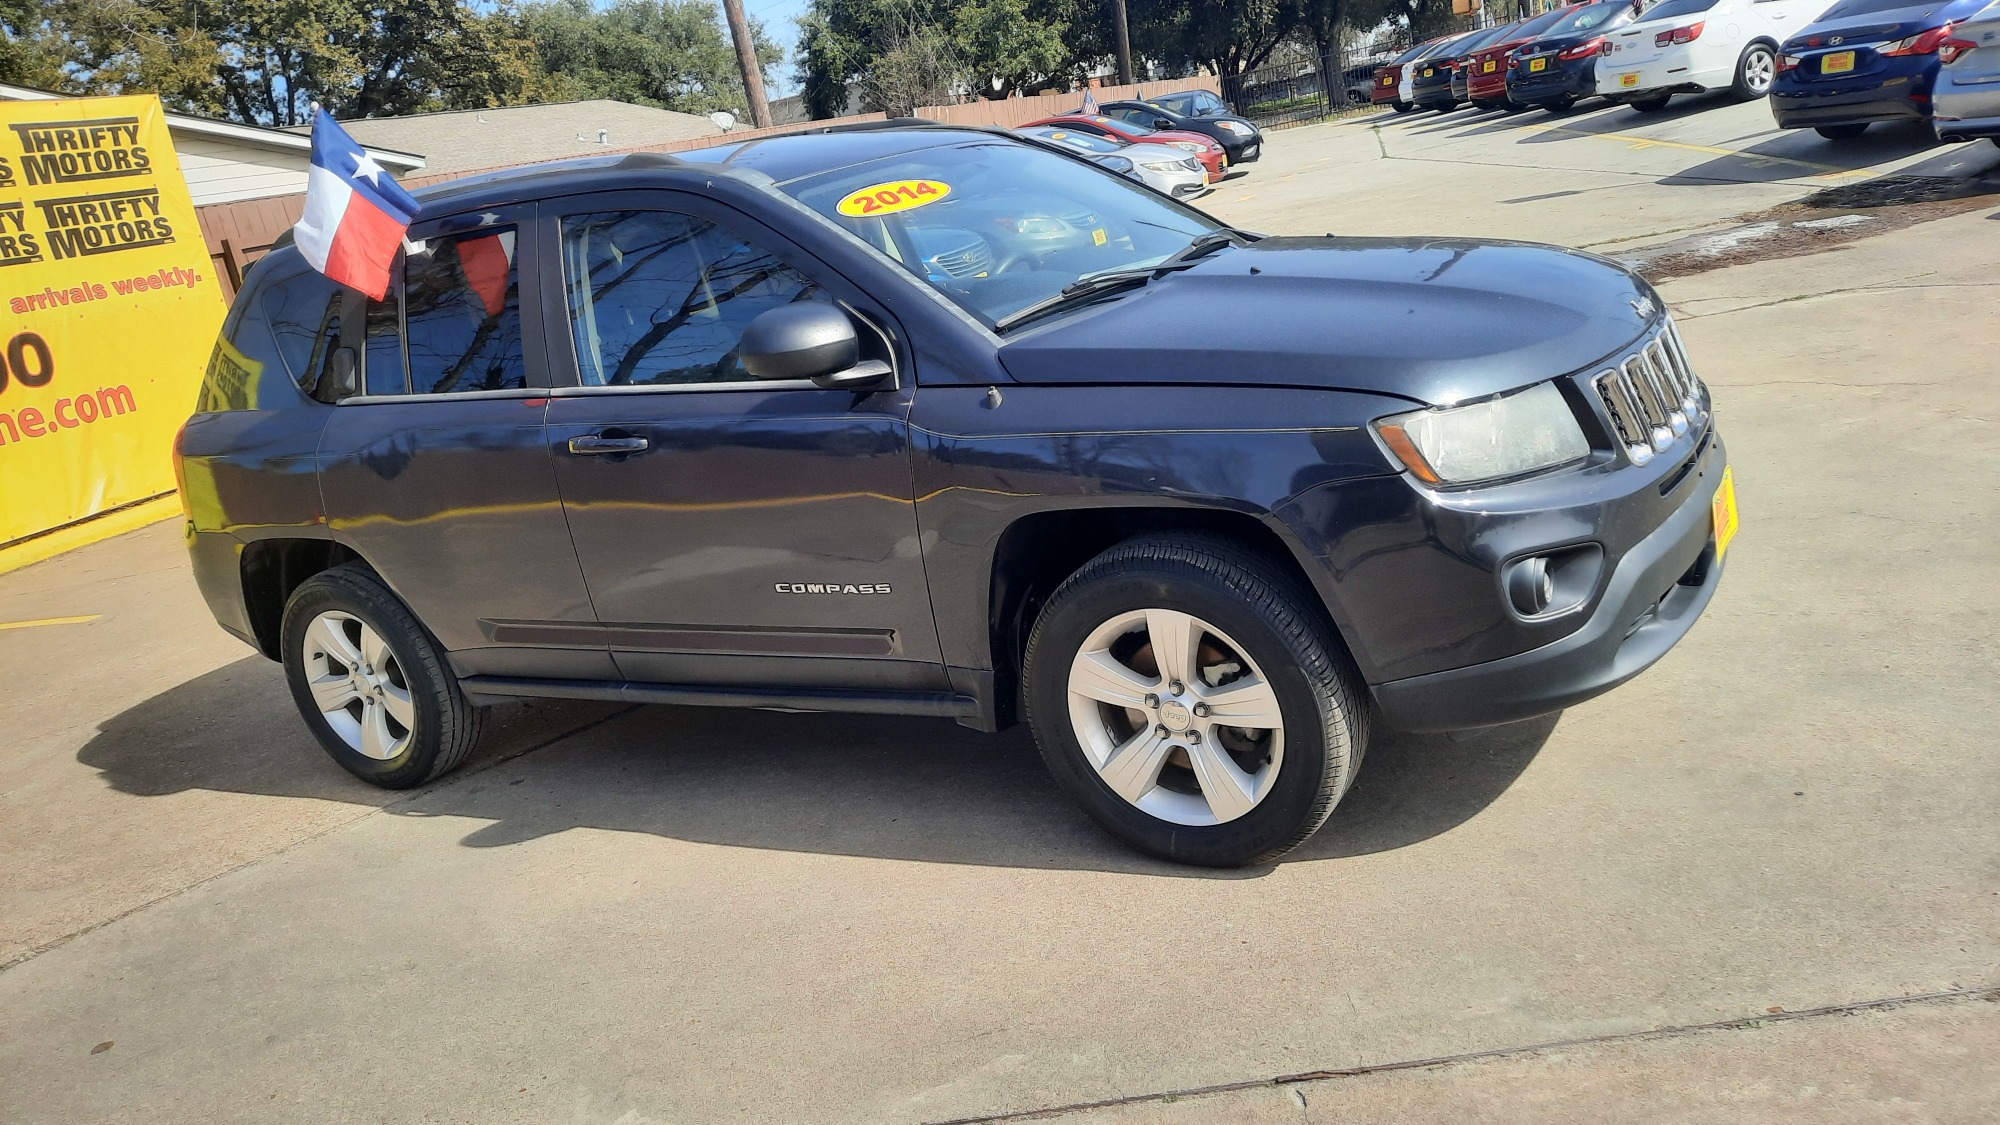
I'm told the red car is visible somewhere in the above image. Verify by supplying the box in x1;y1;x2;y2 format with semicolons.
1466;5;1583;109
1023;115;1230;180
1371;37;1452;111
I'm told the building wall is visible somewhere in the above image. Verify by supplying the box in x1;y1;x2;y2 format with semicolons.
175;135;314;207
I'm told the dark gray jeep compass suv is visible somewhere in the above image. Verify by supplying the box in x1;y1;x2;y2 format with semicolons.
178;124;1735;866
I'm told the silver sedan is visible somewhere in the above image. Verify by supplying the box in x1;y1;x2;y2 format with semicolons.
1014;126;1211;200
1935;0;2000;145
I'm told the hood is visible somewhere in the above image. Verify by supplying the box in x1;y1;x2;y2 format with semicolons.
996;237;1659;407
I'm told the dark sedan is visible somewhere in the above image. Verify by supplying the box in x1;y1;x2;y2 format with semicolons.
1509;0;1649;111
1098;99;1264;163
1417;24;1523;110
1771;0;1990;137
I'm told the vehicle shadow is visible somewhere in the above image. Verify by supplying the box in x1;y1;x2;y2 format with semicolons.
77;656;1556;878
1657;119;1943;185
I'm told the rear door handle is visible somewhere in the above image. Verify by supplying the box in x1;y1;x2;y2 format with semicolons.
567;434;649;455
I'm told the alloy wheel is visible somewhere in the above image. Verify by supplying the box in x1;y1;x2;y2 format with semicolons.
1745;47;1775;94
1065;608;1285;826
302;610;415;761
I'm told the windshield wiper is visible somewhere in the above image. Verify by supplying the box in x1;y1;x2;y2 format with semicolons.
993;229;1251;333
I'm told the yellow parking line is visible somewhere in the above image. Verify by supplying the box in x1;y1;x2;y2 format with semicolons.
1529;123;1869;178
0;614;100;632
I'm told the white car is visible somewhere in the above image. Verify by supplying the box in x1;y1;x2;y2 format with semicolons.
1403;32;1481;106
1598;0;1830;110
1015;126;1210;201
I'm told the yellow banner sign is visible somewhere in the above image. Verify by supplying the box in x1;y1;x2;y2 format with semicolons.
1;94;222;546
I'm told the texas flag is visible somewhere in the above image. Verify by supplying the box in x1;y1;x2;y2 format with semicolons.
292;110;421;300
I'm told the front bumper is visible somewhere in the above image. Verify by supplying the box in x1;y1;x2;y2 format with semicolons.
1371;431;1728;731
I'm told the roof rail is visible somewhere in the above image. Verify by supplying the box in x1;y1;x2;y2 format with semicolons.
615;151;687;169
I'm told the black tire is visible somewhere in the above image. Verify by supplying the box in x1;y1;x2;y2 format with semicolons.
1816;123;1869;140
281;563;484;789
1471;98;1497;111
1732;42;1776;99
1022;535;1368;867
1501;98;1528;114
1540;95;1577;113
1629;93;1673;113
1392;101;1415;114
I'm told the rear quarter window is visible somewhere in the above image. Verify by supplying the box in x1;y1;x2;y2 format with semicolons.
198;264;339;413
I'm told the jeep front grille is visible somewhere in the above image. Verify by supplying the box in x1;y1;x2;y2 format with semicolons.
1592;321;1705;467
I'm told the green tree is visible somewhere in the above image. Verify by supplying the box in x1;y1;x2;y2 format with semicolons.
520;0;782;116
796;0;1097;116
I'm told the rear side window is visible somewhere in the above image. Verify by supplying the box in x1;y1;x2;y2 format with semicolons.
198;264;338;412
259;271;341;390
402;228;527;394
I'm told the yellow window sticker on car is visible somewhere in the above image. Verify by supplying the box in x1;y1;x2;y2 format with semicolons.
836;179;952;218
1092;228;1108;246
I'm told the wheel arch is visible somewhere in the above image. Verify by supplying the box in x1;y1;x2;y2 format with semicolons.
240;537;368;659
982;505;1354;730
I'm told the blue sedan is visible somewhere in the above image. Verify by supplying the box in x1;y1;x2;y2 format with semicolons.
1771;0;1995;138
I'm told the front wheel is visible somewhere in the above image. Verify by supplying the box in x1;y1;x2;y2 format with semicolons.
1733;43;1776;99
281;564;485;789
1023;536;1368;867
1816;123;1869;140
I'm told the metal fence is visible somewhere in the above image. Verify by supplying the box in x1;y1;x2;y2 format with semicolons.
1220;21;1481;129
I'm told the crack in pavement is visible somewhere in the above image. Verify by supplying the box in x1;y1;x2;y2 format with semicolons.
1674;278;2000;320
0;704;637;974
929;985;2000;1124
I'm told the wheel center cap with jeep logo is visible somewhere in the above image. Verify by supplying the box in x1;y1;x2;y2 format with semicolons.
1159;700;1193;732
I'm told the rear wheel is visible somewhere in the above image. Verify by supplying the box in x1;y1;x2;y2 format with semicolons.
281;564;484;789
1471;98;1498;111
1732;43;1776;98
1540;95;1578;113
1392;101;1416;113
1815;123;1869;140
1629;93;1673;113
1023;536;1368;867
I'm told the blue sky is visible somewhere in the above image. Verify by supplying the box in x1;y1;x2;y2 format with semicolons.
748;0;811;97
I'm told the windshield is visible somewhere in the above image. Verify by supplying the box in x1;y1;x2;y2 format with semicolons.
1546;1;1637;33
780;140;1218;329
1507;7;1575;40
1638;0;1720;19
1086;114;1155;136
1454;23;1522;53
1025;128;1123;154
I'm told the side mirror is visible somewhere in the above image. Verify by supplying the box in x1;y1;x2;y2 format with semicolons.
740;302;890;391
320;346;358;399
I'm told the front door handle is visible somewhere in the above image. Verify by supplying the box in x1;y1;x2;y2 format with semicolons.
567;433;650;455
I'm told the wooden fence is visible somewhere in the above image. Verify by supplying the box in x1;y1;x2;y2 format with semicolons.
191;75;1223;297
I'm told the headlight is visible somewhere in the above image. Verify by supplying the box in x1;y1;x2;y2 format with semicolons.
1169;141;1204;152
1373;382;1589;485
1218;120;1254;136
1142;160;1190;172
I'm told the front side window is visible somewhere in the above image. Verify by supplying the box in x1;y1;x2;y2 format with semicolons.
560;210;827;387
779;139;1216;328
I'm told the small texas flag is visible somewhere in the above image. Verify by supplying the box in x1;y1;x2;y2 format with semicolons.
292;110;420;300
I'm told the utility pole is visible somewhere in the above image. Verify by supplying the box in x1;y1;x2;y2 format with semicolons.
722;0;774;128
1111;0;1134;85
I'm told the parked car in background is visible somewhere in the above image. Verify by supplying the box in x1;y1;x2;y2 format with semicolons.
1508;0;1650;111
1933;0;2000;144
1417;22;1524;110
1147;88;1234;117
1345;54;1398;104
1409;32;1485;107
1373;39;1450;111
1100;99;1264;165
1469;6;1585;109
1017;125;1211;199
1771;0;1989;137
1454;22;1529;104
1602;0;1820;112
1022;114;1231;179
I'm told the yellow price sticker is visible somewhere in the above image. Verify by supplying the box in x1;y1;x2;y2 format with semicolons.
836;179;951;217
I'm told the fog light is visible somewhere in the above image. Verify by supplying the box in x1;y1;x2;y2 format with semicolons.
1506;556;1555;616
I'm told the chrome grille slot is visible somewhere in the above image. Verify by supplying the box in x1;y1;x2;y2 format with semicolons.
1591;320;1706;467
927;239;993;280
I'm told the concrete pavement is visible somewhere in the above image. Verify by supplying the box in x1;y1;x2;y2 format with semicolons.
2;97;1996;1122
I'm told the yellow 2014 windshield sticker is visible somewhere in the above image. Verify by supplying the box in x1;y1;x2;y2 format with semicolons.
836;179;951;218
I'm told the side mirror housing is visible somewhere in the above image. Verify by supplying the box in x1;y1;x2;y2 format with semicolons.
740;302;890;391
